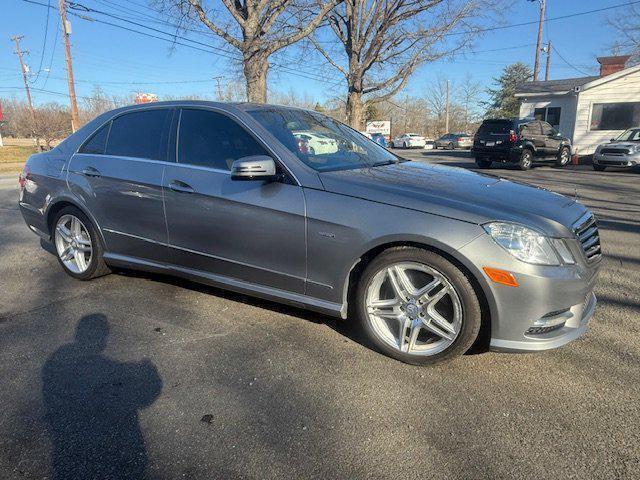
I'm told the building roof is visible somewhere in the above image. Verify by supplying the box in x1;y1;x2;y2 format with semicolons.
515;75;599;95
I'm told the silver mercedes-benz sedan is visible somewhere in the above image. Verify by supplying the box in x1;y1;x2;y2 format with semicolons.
18;101;601;365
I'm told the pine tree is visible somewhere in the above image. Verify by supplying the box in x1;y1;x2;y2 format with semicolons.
484;63;533;118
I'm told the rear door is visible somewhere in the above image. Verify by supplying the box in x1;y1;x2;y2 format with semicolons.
68;108;173;263
520;121;546;157
162;107;306;293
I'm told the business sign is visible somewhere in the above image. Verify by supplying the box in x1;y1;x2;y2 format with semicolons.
135;93;158;104
366;120;391;135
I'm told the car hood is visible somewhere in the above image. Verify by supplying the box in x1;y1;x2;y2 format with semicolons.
318;161;587;237
601;141;638;150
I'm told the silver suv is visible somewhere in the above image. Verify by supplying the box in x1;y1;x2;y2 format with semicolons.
18;102;601;365
593;128;640;171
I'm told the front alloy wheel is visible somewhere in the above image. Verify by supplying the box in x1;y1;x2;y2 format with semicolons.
556;146;571;167
356;248;481;365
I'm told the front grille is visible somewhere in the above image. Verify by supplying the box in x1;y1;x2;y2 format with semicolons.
600;148;630;155
573;213;601;262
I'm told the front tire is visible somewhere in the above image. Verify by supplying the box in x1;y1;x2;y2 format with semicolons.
355;247;481;365
518;149;533;170
52;206;111;280
556;146;571;167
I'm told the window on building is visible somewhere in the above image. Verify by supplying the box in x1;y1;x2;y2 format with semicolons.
590;102;640;131
533;107;561;128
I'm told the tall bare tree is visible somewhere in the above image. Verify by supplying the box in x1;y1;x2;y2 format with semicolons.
154;0;342;102
457;73;482;131
313;0;500;129
608;5;640;64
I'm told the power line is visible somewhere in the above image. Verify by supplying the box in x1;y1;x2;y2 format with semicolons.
551;44;590;76
30;0;52;84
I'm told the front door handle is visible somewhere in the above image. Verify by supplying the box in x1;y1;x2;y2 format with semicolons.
168;180;195;194
81;166;101;177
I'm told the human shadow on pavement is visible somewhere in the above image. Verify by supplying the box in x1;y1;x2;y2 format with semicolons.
42;313;162;480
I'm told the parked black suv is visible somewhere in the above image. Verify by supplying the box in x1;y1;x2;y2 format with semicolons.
472;119;572;170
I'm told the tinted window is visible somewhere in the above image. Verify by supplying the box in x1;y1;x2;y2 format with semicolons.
521;122;541;135
591;102;640;130
80;123;110;155
477;120;511;134
178;109;267;170
105;109;170;160
540;122;555;135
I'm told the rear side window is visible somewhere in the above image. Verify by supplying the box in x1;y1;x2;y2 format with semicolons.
540;122;555;135
80;123;110;155
521;122;542;135
477;121;511;134
105;109;171;160
177;109;268;171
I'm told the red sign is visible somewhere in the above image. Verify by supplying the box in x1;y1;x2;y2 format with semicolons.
0;102;3;122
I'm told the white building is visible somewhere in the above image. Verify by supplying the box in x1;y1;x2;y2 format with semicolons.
515;56;640;155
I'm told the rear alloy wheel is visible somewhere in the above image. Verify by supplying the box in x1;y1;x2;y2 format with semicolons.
556;146;571;167
475;158;492;169
356;248;481;365
448;142;454;150
403;141;408;149
593;164;606;171
53;207;110;280
518;149;533;170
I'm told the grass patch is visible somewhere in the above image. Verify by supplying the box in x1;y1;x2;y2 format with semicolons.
0;145;37;174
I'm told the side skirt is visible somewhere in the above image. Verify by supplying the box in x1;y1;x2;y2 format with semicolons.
103;253;343;319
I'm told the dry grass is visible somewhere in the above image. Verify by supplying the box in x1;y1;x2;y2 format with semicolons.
0;145;38;174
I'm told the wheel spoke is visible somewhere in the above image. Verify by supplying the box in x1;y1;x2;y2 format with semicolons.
421;317;453;341
71;217;81;237
387;267;411;302
56;224;72;243
73;249;87;271
399;316;412;352
60;246;74;261
416;278;442;302
407;320;422;352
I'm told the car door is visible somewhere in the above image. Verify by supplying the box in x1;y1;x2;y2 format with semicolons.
520;121;545;158
68;108;173;263
163;107;306;293
541;121;561;157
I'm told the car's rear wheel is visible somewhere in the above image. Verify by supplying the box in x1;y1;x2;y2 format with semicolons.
53;206;111;280
556;146;571;167
448;142;454;150
593;164;606;171
355;247;481;365
475;158;492;168
518;149;533;170
403;141;408;149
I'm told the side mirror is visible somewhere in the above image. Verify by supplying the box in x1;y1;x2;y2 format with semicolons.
610;138;616;142
231;155;277;181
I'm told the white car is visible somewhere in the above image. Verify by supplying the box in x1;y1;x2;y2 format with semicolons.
293;131;339;155
391;133;426;149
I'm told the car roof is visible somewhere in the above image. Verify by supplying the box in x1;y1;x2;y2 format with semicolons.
103;100;318;116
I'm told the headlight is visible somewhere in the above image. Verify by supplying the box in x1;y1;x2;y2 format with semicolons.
483;222;575;265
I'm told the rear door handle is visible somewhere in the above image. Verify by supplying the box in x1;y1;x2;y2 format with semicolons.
81;166;101;177
168;180;195;194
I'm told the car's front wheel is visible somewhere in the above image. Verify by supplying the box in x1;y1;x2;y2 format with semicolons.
556;146;571;167
355;247;481;365
518;149;533;170
52;206;111;280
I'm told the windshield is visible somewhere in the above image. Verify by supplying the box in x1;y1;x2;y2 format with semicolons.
616;128;640;141
477;121;511;135
247;107;399;172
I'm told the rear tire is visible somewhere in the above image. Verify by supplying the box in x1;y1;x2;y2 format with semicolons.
448;142;454;150
475;158;492;169
355;247;481;365
556;146;571;167
518;149;533;170
593;164;606;171
52;206;111;280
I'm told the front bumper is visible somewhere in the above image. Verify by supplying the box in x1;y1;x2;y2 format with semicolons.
593;153;640;168
458;233;601;354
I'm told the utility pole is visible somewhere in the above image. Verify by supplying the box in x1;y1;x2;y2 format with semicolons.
11;35;40;148
58;0;80;132
213;76;223;101
445;80;450;134
532;0;546;81
544;41;552;81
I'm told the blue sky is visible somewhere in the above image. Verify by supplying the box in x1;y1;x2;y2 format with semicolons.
0;0;629;106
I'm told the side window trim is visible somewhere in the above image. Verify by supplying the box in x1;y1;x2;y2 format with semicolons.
175;106;297;183
78;120;112;155
103;107;172;161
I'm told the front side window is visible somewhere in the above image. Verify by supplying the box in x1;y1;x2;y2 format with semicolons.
540;122;555;136
616;128;640;141
591;102;640;131
80;123;110;155
177;109;268;171
248;107;398;172
105;109;171;160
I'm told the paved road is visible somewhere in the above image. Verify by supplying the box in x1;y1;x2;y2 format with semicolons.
0;153;638;479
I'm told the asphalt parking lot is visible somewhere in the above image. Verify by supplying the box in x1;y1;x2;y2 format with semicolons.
1;151;639;479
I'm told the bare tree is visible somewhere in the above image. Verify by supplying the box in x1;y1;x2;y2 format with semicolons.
608;5;640;64
313;0;501;129
154;0;342;102
456;73;482;131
